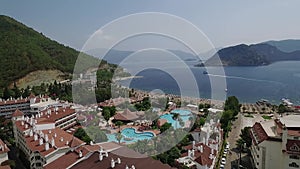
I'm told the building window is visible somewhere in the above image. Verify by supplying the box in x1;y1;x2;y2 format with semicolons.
294;137;299;140
289;162;300;168
257;155;259;158
290;155;300;160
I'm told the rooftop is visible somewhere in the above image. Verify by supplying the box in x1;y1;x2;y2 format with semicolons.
71;147;173;169
250;122;269;145
279;115;300;128
260;120;276;137
180;142;216;167
45;143;126;169
113;109;140;121
11;109;24;117
24;127;84;157
0;98;29;106
37;106;76;123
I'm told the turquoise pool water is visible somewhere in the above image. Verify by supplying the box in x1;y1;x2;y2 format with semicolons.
106;109;192;143
106;128;154;144
159;109;192;129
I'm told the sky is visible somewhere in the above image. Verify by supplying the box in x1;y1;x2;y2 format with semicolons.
1;0;300;53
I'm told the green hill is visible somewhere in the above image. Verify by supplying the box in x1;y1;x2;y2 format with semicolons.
196;41;300;67
0;15;100;88
264;39;300;53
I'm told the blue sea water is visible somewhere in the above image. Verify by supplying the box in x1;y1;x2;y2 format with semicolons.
118;61;300;105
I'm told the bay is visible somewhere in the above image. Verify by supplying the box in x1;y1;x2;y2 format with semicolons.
116;61;300;105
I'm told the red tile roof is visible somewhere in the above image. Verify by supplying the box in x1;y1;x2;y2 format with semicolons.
28;93;36;99
286;140;300;154
44;143;121;169
113;109;139;121
71;147;172;169
181;142;216;167
24;128;84;157
250;122;269;145
14;120;28;132
0;98;29;106
157;119;167;127
37;107;76;123
44;151;79;169
11;109;24;117
0;166;11;169
69;137;85;148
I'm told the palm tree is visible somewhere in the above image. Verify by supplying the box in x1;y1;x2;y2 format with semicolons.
172;113;180;129
116;132;123;144
115;121;123;132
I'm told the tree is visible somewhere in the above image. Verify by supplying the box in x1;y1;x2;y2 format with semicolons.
102;106;116;121
224;96;240;116
115;121;123;131
85;126;108;143
102;109;111;122
13;82;21;98
134;97;151;111
278;104;286;114
74;128;92;144
116;132;123;144
220;110;233;133
172;113;180;129
22;86;31;98
94;130;108;143
239;127;252;147
2;87;12;100
160;123;172;133
199;117;206;126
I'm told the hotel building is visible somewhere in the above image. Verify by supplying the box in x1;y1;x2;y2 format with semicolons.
250;115;300;169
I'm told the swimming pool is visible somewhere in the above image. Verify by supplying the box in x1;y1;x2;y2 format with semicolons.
106;128;154;144
159;109;192;129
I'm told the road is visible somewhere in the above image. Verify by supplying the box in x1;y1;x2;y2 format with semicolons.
224;113;257;169
224;113;243;169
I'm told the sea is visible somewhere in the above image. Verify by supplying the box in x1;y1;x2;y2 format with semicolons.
112;59;300;105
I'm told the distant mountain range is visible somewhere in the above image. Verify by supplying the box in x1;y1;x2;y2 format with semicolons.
0;15;105;88
196;40;300;67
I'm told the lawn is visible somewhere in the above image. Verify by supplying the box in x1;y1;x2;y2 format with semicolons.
262;115;272;120
244;114;254;118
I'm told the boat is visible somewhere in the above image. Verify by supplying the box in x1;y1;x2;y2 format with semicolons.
225;88;228;92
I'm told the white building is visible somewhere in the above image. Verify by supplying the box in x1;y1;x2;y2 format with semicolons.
177;141;217;169
250;115;300;169
0;97;30;117
191;119;222;147
0;139;9;165
30;95;59;114
12;107;83;169
178;119;222;169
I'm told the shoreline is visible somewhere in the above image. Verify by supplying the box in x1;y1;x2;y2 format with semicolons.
113;76;143;81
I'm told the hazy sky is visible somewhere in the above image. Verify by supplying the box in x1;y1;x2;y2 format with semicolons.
1;0;300;52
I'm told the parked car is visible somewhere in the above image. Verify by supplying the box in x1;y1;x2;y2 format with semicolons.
221;158;226;165
226;142;230;149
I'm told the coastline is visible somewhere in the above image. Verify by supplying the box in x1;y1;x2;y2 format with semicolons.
113;76;143;82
